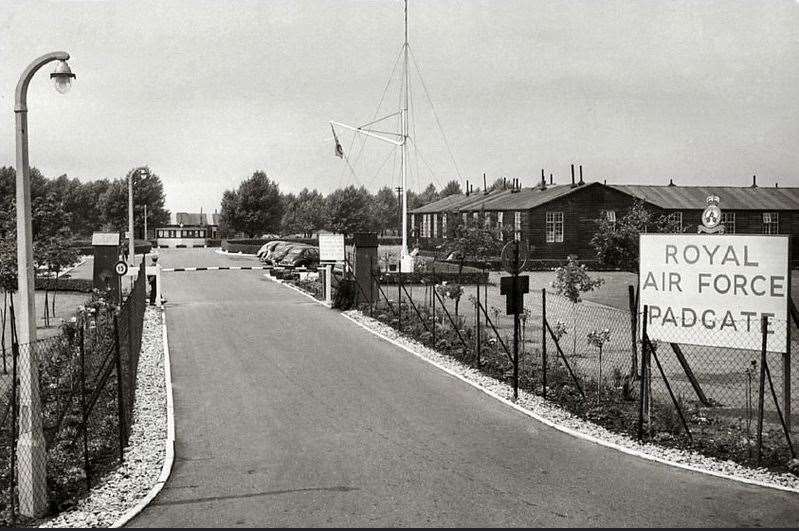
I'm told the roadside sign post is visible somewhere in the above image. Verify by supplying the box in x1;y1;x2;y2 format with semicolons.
500;240;529;400
319;232;345;304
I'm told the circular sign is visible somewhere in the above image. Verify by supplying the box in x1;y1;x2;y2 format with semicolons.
702;204;721;229
114;261;128;276
501;240;528;274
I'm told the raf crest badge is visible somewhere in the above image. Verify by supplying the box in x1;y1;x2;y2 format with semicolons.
698;195;724;234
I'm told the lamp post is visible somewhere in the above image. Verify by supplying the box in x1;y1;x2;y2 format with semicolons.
129;167;148;266
14;51;75;517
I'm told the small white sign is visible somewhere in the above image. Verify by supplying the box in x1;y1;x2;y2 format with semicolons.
114;261;129;276
639;234;789;353
318;232;345;262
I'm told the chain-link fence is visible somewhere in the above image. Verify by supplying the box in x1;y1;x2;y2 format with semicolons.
0;262;148;525
309;262;798;471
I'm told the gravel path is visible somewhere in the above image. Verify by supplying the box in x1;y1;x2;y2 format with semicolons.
343;309;799;493
41;306;168;528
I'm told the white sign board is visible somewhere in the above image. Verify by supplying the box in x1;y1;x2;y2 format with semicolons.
318;232;345;262
639;234;789;353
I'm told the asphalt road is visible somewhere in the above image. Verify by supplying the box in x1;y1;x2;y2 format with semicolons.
130;248;798;527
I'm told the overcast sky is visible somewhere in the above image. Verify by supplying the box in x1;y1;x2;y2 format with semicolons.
2;0;798;215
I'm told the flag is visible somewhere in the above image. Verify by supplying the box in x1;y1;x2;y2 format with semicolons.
331;124;344;159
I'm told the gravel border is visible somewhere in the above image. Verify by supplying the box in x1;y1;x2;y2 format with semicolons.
342;309;799;494
40;306;169;528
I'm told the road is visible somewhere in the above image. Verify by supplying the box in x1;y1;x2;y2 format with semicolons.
130;248;798;527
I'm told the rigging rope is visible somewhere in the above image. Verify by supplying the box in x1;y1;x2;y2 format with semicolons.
409;45;463;181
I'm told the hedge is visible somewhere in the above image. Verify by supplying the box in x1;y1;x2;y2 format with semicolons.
377;271;488;285
35;277;94;293
70;239;152;256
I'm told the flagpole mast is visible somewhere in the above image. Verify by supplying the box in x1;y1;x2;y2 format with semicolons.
400;0;410;265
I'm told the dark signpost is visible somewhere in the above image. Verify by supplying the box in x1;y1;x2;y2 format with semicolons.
500;240;528;400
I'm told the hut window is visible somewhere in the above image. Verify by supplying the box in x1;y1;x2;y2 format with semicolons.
545;211;564;243
762;212;779;234
721;212;735;234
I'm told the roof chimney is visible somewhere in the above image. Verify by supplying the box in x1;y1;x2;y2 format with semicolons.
668;178;675;187
503;177;507;189
540;169;546;190
549;173;553;185
776;182;779;188
483;172;488;195
751;174;757;188
578;165;584;185
571;164;576;188
466;180;470;196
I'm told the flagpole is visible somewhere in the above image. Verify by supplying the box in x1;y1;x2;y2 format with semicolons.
400;0;410;265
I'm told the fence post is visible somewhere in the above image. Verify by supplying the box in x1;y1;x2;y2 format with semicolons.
113;314;126;461
542;288;547;400
79;324;90;488
628;285;638;377
432;270;436;348
756;315;768;461
784;305;791;433
475;280;481;369
397;259;402;332
639;305;649;441
513;311;519;401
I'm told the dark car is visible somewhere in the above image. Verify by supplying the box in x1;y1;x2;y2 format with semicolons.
278;246;319;268
264;241;298;265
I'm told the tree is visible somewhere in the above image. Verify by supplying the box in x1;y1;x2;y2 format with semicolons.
34;231;78;327
417;183;439;206
439;180;462;198
323;185;371;237
551;257;604;355
444;215;508;275
441;216;508;316
219;189;239;238
489;177;508;192
98;168;170;236
590;200;683;273
0;239;16;371
282;188;325;237
370;186;399;236
219;171;283;238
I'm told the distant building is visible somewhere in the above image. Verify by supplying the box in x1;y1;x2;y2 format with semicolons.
155;211;220;248
409;175;799;266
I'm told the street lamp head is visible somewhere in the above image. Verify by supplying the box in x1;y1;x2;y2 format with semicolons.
50;60;75;94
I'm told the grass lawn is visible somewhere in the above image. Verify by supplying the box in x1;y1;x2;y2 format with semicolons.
2;290;88;343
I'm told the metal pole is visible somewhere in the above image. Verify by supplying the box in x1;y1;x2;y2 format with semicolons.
398;257;402;331
432;270;436;347
542;288;547;399
15;51;70;517
79;325;90;487
400;0;409;262
128;171;135;266
144;204;148;242
512;242;519;400
476;279;481;368
113;315;126;461
639;305;648;441
756;315;768;461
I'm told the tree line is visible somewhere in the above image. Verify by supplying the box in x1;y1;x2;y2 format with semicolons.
0;166;170;242
219;171;464;238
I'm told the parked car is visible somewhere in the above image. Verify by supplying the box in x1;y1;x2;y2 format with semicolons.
258;240;285;259
265;241;305;265
278;246;319;268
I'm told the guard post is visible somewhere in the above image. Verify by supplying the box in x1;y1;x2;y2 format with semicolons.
92;232;122;305
353;232;378;304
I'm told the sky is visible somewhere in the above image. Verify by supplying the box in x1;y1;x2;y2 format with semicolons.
2;0;798;216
